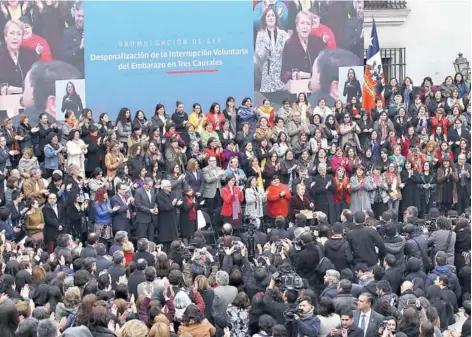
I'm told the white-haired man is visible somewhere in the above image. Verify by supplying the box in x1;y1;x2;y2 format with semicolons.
157;180;182;253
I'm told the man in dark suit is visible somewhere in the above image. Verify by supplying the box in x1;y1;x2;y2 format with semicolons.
341;210;356;232
128;259;147;299
95;243;112;275
0;164;6;206
43;193;65;254
80;233;98;258
331;309;364;337
8;190;26;228
134;178;158;241
382;254;403;295
108;250;126;290
111;182;132;235
456;153;471;215
61;2;84;74
133;238;155;267
448;119;470;153
353;294;385;337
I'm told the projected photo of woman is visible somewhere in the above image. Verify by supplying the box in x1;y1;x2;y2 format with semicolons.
0;20;39;94
343;67;362;103
61;81;83;115
255;5;287;94
280;10;324;84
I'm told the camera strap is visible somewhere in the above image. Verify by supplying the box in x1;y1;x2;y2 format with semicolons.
445;230;453;252
412;237;429;266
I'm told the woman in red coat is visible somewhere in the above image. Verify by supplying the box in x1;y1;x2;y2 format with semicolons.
332;166;351;221
430;108;452;137
205;102;226;132
266;175;292;221
220;175;244;225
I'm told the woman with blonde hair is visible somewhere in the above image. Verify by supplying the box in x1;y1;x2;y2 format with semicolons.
185;158;204;197
385;163;403;214
193;275;214;323
105;141;126;179
55;286;81;323
117;319;149;337
0;20;38;94
149;314;175;337
17;148;39;179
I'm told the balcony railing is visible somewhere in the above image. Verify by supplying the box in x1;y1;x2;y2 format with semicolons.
364;1;408;10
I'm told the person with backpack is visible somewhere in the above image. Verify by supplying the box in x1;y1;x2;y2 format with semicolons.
425;251;461;300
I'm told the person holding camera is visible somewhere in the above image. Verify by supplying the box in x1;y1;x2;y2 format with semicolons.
329;309;364;337
377;317;407;337
289;295;320;337
263;277;298;325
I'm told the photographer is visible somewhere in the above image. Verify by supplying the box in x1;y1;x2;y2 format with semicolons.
217;222;242;245
263;277;298;325
291;296;321;337
404;224;430;272
292;232;320;289
329;309;364;337
428;216;456;265
181;244;218;288
377;317;407;337
404;206;420;225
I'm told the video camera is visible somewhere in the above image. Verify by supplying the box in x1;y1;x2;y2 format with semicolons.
423;214;438;232
283;307;303;321
271;264;305;291
242;216;260;260
178;242;200;260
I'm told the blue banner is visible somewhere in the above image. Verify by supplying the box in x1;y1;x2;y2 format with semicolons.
84;1;254;118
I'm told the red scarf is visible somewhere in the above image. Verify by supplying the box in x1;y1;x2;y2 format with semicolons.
187;196;196;221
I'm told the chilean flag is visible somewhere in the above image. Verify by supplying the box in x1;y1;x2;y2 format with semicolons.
362;20;384;117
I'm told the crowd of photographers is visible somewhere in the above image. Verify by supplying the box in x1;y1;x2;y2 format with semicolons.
0;203;470;337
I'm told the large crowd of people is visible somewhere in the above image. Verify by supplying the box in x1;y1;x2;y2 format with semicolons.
0;39;471;336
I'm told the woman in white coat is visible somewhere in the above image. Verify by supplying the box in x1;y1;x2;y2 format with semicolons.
66;129;87;177
244;176;267;222
255;6;288;94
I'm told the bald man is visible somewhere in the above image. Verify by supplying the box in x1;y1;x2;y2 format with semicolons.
398;281;417;311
